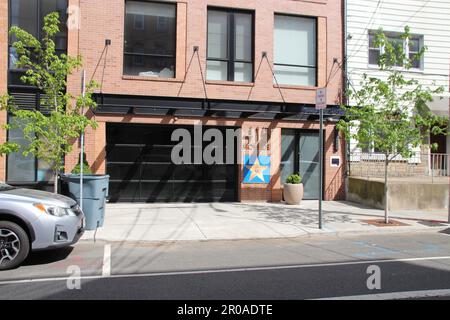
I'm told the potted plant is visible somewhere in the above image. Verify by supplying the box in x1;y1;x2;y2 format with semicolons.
70;154;92;176
283;174;304;205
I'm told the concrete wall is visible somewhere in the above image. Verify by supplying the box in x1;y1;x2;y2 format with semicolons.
348;177;449;211
348;177;385;210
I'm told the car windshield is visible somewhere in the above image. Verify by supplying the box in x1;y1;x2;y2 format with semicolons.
0;183;16;191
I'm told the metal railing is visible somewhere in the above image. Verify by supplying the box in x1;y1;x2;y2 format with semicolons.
348;152;450;178
430;153;449;177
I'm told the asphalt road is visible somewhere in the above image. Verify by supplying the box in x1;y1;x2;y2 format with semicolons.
1;230;450;300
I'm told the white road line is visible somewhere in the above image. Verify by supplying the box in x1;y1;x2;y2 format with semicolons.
102;244;111;277
317;289;450;300
1;255;450;286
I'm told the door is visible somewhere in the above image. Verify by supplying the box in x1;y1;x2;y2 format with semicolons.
298;132;320;199
281;129;322;200
106;123;238;202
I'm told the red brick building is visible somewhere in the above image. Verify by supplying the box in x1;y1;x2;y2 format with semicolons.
1;0;346;203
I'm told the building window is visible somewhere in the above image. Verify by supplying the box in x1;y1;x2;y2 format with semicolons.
124;1;176;78
133;15;144;30
409;36;422;69
368;31;423;69
8;0;68;71
7;115;53;183
368;33;380;66
274;14;317;87
7;0;67;185
206;8;254;83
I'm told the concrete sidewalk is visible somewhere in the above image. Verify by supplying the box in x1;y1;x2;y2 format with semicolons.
82;201;450;243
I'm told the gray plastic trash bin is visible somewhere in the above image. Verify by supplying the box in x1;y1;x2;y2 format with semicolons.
61;174;109;230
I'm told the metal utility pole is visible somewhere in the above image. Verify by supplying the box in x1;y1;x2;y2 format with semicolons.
316;88;326;230
319;108;324;229
80;70;86;211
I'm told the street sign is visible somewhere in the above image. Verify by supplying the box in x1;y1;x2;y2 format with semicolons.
316;88;327;110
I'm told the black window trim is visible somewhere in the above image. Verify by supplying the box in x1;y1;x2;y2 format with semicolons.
7;0;68;87
273;12;318;87
206;6;255;83
123;0;178;78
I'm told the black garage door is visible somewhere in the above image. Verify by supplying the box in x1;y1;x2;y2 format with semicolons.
106;123;238;202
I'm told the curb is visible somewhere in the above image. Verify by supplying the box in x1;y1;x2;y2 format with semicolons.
79;225;450;245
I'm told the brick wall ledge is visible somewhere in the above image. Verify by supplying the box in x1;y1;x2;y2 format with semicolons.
206;80;255;87
122;75;184;83
273;84;318;91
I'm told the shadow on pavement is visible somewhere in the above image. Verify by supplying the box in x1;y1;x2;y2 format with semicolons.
23;247;74;266
36;259;450;300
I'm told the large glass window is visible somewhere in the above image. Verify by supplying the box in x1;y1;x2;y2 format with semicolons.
274;15;317;86
7;116;53;183
124;1;176;78
8;0;68;70
7;0;66;185
207;9;253;83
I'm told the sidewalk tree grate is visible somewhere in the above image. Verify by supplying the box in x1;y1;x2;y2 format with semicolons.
417;221;449;227
362;219;410;227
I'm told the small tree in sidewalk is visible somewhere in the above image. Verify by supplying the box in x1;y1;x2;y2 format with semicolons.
338;26;448;224
0;12;98;193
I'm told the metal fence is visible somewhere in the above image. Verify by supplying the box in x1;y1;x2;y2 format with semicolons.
348;152;449;178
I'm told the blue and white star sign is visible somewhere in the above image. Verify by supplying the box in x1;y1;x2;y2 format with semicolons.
243;155;271;184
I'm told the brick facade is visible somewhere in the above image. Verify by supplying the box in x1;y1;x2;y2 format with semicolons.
67;0;342;104
1;0;346;201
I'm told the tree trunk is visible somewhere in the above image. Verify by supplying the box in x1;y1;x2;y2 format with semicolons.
54;170;59;194
384;157;389;224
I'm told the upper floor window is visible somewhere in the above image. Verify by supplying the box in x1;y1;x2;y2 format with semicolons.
206;8;254;83
274;14;317;87
124;1;176;78
8;0;68;71
369;31;423;69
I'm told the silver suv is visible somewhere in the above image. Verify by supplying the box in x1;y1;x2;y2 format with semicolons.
0;183;84;270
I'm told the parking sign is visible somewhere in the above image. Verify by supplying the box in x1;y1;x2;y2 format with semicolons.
316;88;327;110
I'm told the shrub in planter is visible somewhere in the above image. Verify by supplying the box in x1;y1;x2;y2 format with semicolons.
283;174;304;205
71;153;92;175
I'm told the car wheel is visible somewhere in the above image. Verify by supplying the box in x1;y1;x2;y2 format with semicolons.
0;221;30;271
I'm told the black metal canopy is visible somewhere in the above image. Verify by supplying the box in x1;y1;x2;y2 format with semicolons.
93;93;344;121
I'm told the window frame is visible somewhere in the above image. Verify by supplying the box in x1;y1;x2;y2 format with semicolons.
206;7;255;83
7;0;68;76
5;91;55;184
123;0;177;78
368;30;424;70
6;0;67;185
273;13;318;87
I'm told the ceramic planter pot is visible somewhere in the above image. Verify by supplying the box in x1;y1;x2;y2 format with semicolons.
283;183;304;205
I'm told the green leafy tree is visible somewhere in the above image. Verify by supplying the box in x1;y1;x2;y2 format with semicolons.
0;12;98;193
338;26;448;224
